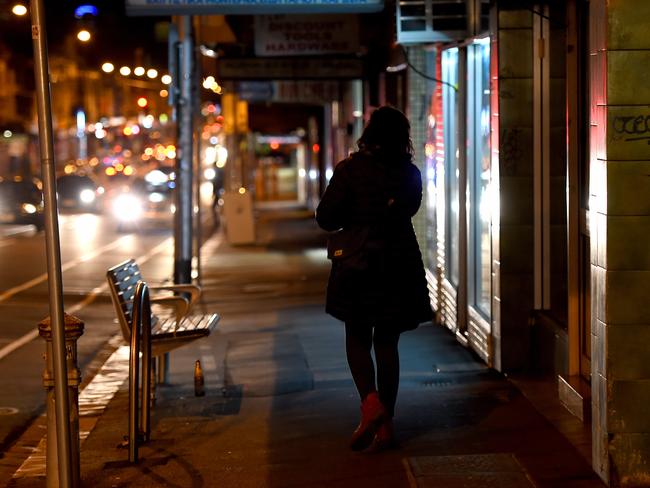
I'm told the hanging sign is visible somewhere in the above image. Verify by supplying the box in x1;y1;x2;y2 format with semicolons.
254;15;359;57
125;0;384;16
218;57;363;80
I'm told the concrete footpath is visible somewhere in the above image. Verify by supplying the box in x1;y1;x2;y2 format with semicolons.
7;211;604;487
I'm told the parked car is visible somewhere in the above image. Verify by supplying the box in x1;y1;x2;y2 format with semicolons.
0;177;45;230
56;173;103;212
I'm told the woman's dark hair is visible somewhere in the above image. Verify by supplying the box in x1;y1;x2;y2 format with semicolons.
357;106;414;162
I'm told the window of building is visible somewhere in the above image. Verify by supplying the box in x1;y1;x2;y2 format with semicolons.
467;37;492;318
442;47;460;286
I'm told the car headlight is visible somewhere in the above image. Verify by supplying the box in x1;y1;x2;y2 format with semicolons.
79;189;96;204
22;203;37;214
113;194;142;221
148;192;164;203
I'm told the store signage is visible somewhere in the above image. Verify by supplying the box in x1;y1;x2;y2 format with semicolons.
237;81;340;103
219;57;363;80
254;15;359;57
125;0;384;16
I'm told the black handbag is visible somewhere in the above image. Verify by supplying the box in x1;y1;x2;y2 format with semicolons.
326;226;371;271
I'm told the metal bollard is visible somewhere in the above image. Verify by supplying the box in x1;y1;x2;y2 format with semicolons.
39;313;84;488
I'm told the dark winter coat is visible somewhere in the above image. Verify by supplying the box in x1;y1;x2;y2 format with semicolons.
316;149;432;331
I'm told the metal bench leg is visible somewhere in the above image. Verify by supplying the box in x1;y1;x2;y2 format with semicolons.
157;353;170;384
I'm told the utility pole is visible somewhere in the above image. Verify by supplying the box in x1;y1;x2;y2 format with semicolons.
174;16;194;285
30;0;74;485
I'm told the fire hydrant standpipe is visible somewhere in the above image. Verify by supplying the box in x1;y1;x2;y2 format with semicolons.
38;314;84;488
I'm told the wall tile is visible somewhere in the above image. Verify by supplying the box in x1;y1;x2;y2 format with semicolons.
608;325;650;380
498;9;532;29
590;50;606;109
596;212;607;269
607;161;650;215
499;178;533;225
607;105;650;161
499;79;533;128
606;271;650;324
608;380;650;433
499;271;534;326
590;157;607;205
589;0;607;54
591;118;607;164
606;216;650;270
498;29;533;78
608;0;650;50
608;51;650;106
500;127;533;177
500;224;534;272
594;265;606;323
593;319;607;377
609;433;650;485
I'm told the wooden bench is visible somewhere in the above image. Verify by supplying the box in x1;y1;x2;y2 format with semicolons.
107;259;220;382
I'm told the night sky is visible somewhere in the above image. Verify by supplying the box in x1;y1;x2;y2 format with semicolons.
1;1;169;70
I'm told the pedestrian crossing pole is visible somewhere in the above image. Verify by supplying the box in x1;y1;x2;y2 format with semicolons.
30;0;75;486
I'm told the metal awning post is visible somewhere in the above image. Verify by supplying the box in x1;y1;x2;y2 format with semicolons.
30;1;74;486
174;15;194;285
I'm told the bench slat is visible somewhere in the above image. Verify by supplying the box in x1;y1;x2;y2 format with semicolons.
152;314;219;340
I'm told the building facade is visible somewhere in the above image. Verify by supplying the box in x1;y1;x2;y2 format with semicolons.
398;0;650;485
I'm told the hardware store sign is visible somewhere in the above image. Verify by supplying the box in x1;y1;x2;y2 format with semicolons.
255;15;358;56
126;0;384;15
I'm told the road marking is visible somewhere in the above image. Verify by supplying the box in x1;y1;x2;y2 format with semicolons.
15;340;131;479
0;237;173;362
0;235;131;305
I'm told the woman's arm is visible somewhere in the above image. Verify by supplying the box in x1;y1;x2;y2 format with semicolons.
316;162;348;231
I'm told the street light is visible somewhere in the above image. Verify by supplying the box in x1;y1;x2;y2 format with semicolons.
77;29;91;42
11;3;27;15
101;62;114;73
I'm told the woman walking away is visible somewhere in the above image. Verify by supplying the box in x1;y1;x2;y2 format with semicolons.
316;106;432;452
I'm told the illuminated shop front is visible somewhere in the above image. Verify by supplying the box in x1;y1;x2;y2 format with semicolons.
425;36;494;364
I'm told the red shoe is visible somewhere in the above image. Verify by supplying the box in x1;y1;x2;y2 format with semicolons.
368;419;397;452
350;392;386;451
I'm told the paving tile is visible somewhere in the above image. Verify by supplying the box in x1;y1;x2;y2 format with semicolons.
408;453;535;488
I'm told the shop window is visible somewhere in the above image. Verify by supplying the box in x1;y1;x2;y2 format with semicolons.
442;47;460;286
467;37;491;318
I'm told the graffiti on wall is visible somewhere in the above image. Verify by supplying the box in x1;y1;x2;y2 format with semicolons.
612;114;650;143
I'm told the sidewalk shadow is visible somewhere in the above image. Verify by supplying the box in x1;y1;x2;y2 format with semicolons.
153;385;243;418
